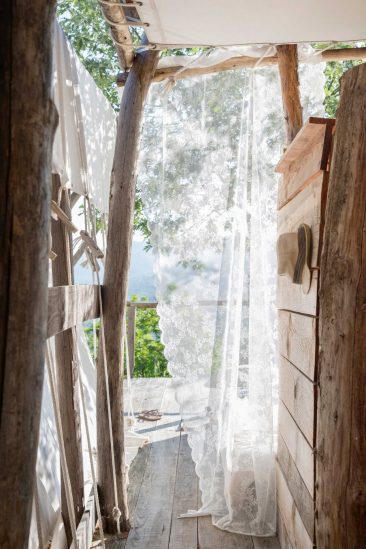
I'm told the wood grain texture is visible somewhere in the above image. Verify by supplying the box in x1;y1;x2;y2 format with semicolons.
168;435;198;549
277;119;334;210
278;310;316;380
278;403;314;497
47;284;100;337
279;356;315;445
51;176;84;542
316;63;366;548
276;118;331;174
0;2;58;546
277;510;293;549
117;48;366;87
125;433;181;549
98;0;134;69
198;516;254;549
127;306;136;377
276;45;303;144
96;42;159;532
252;535;281;548
277;174;323;316
277;436;314;540
276;465;312;549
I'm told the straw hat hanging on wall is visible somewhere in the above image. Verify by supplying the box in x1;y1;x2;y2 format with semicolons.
277;223;312;294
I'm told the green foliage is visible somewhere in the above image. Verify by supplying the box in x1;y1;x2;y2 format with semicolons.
57;0;121;110
84;319;99;360
130;296;169;378
316;42;366;118
83;299;168;378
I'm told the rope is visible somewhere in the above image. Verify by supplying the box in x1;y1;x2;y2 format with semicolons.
34;478;43;548
71;327;106;549
84;195;122;532
95;269;122;532
45;342;79;548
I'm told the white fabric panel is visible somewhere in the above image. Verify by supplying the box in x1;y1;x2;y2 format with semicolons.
53;23;86;194
139;64;324;535
52;22;116;213
77;57;116;215
137;0;366;47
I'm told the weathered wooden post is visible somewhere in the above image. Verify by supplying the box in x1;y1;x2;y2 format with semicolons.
276;45;303;144
51;175;84;542
96;44;159;532
0;1;57;547
127;305;136;377
316;63;366;548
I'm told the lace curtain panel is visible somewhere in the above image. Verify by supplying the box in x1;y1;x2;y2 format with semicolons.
139;63;324;536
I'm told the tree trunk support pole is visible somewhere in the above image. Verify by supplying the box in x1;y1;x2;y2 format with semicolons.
127;306;136;377
0;1;58;547
97;42;159;533
51;175;84;543
276;44;303;144
316;63;366;548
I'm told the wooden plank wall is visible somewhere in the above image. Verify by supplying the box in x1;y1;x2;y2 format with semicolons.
276;118;334;548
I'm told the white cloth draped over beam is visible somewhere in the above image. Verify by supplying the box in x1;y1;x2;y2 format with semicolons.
52;22;116;214
139;63;324;535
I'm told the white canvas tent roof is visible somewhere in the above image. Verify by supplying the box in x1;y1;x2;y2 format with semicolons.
136;0;366;48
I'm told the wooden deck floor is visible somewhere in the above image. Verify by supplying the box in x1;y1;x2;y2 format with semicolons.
98;378;280;549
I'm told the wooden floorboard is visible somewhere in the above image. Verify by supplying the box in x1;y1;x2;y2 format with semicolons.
94;378;280;549
168;435;198;549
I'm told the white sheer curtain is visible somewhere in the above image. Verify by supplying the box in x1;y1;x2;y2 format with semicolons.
139;63;324;536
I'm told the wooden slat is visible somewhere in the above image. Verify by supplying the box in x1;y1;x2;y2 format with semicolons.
279;356;315;445
277;174;323;316
277;120;334;210
278;310;316;380
168;435;198;549
47;285;99;338
51;176;83;542
278;403;314;497
277;436;314;540
276;465;312;549
252;535;281;548
198;516;254;549
127;379;168;522
276;118;331;174
277;509;293;549
125;432;181;549
278;174;323;267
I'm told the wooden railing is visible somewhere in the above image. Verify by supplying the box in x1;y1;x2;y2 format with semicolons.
126;301;157;377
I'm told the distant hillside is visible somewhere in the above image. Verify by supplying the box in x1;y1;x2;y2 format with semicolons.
128;241;156;301
74;239;156;302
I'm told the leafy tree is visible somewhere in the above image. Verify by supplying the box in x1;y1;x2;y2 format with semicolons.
130;296;169;377
316;42;366;117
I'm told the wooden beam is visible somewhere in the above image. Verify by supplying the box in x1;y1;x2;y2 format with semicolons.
96;37;159;533
117;47;366;87
51;175;84;543
276;44;303;143
0;1;58;547
127;305;136;377
47;285;100;338
98;0;134;70
316;62;366;548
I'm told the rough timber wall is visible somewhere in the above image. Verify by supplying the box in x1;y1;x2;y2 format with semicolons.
276;117;335;548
